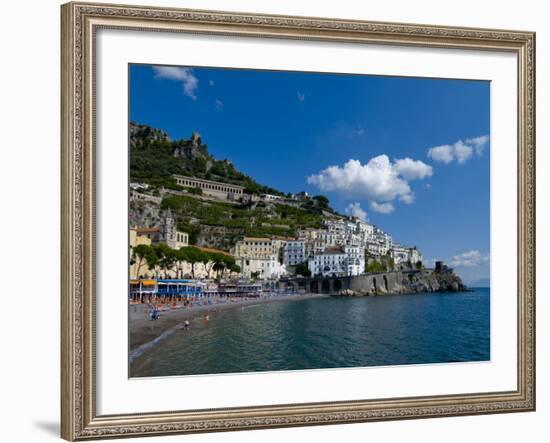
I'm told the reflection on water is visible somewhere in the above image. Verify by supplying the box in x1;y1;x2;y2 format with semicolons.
130;289;490;377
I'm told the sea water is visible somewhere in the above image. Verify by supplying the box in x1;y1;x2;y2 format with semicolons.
130;288;490;377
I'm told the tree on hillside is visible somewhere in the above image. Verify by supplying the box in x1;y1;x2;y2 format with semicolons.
153;243;177;278
229;263;241;276
180;246;208;279
213;261;226;279
213;254;236;279
295;261;311;277
205;252;224;278
174;247;190;278
366;260;386;274
131;244;158;278
384;253;395;271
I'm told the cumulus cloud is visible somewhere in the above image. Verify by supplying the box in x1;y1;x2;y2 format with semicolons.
297;91;306;103
399;193;415;204
427;135;489;165
394;158;433;180
453;140;474;164
308;155;432;214
427;145;454;164
307;155;431;214
448;250;489;268
153;66;199;100
467;135;490;156
345;202;368;221
370;202;395;214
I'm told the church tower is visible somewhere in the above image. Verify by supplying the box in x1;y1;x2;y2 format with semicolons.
160;208;176;248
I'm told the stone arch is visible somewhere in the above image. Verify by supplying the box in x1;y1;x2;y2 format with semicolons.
333;279;342;293
310;280;319;293
321;280;331;294
286;282;298;292
372;277;377;292
383;275;389;292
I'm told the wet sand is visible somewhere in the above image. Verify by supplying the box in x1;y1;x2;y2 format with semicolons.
129;293;328;353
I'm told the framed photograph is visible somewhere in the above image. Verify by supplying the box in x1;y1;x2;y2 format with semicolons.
61;1;536;440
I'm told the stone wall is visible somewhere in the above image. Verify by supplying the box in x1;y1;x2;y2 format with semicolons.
279;268;466;296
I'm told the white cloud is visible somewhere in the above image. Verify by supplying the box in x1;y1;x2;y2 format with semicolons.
297;91;306;103
345;202;368;221
454;140;474;164
394;157;433;180
307;155;430;202
215;99;224;111
399;193;415;204
308;155;432;214
467;135;490;156
427;135;489;165
370;201;395;214
153;66;199;100
209;80;215;86
448;250;489;268
427;145;454;164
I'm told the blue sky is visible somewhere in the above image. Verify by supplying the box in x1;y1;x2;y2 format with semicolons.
129;64;490;286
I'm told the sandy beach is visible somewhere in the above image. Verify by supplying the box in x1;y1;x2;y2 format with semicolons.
129;292;328;357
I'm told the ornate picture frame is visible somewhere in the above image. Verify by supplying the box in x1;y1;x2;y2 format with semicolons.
61;2;535;440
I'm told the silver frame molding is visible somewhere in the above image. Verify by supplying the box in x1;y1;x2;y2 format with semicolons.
61;2;536;440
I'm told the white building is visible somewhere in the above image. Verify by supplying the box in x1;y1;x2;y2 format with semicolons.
308;247;348;277
283;240;306;266
315;230;338;249
356;219;374;237
344;245;365;276
391;244;410;264
233;237;276;260
260;193;283;202
297;228;319;242
409;247;423;265
237;256;286;280
366;227;393;256
390;244;423;266
233;236;290;264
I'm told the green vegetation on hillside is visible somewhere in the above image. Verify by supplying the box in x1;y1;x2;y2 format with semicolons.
160;194;327;242
130;122;284;196
130;122;343;249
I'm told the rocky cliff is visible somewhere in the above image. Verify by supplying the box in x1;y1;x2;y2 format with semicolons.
342;267;468;296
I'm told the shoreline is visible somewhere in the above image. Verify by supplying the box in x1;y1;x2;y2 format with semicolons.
129;292;328;359
128;288;486;366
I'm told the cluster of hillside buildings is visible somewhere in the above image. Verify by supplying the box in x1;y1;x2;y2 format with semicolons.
231;218;422;279
130;209;421;281
130;175;422;281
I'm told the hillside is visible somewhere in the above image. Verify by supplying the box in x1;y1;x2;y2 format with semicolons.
129;123;341;249
130;122;285;196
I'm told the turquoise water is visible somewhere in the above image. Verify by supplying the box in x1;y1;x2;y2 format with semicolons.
130;288;490;377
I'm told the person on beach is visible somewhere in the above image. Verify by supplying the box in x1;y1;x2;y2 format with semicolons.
183;320;190;330
149;306;159;321
203;314;210;324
